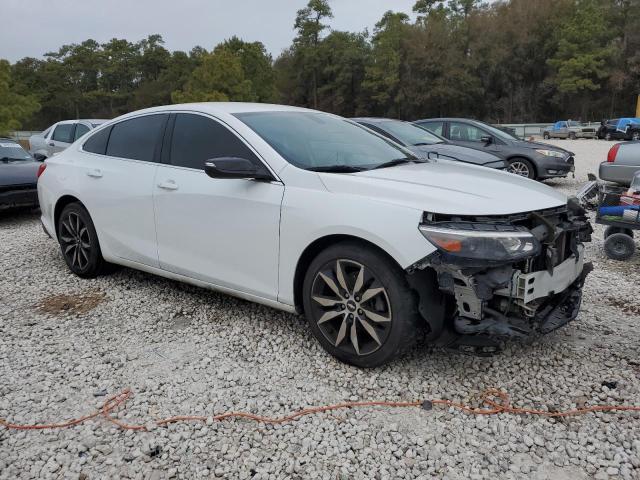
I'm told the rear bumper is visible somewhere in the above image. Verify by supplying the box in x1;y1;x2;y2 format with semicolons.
599;162;638;186
0;187;38;210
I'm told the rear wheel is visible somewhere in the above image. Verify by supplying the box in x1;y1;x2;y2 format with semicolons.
605;132;612;141
302;242;420;367
57;203;106;278
604;233;635;261
506;158;536;179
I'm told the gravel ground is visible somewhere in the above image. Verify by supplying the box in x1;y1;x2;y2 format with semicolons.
1;139;639;480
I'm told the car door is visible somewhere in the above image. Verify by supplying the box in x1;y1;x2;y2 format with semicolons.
49;122;76;156
77;114;168;267
153;112;284;300
556;121;568;138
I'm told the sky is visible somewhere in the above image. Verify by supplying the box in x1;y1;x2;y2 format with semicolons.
0;0;418;62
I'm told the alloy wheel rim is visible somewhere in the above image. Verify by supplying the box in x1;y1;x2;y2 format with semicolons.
507;161;530;177
633;132;640;141
612;239;627;256
310;259;392;356
60;212;91;270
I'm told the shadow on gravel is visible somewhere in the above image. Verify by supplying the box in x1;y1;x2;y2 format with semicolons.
0;207;40;226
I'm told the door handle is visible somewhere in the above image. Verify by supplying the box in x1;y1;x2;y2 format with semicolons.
158;180;179;191
86;168;103;178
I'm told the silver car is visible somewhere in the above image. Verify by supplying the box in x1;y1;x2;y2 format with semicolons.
599;141;640;186
29;120;106;159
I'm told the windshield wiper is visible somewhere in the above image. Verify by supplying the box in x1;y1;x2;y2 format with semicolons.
307;165;366;173
413;142;443;146
371;158;420;170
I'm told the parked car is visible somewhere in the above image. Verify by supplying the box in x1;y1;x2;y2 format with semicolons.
0;138;41;210
351;118;507;170
38;103;593;367
597;118;640;141
414;118;575;180
542;121;597;140
599;141;640;186
29;119;106;159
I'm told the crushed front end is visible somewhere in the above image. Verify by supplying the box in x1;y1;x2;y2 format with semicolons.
409;199;593;353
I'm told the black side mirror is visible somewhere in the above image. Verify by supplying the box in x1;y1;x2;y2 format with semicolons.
33;153;47;162
480;135;493;145
204;157;272;181
427;151;439;160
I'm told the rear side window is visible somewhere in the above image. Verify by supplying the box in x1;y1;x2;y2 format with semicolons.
52;124;75;143
106;114;167;162
74;124;90;141
169;113;259;170
83;126;112;155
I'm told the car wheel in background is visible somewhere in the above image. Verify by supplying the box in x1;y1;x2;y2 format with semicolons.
57;203;107;278
569;132;576;140
302;241;421;367
506;158;536;179
605;132;612;141
604;233;635;261
632;131;640;141
543;132;550;140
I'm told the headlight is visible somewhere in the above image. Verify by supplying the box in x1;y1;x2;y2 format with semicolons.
535;149;565;158
419;225;540;262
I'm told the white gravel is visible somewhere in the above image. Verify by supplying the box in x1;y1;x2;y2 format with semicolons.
1;139;639;480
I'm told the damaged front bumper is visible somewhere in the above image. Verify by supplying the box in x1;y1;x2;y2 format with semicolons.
409;200;593;352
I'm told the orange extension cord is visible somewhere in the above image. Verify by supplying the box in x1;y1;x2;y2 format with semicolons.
1;388;639;432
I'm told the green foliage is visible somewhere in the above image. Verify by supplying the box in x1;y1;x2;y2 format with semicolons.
5;0;640;129
0;60;39;135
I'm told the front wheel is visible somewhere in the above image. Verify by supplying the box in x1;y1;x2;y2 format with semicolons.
302;242;420;367
632;131;640;141
543;133;550;140
569;132;576;140
605;132;612;141
57;203;107;278
506;158;536;179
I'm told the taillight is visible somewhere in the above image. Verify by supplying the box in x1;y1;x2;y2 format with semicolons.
37;163;47;179
607;144;620;163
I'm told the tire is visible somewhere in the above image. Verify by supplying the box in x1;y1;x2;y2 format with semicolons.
543;133;550;140
604;233;635;261
569;132;576;140
604;226;634;239
57;203;107;278
302;241;421;367
632;131;640;141
605;132;612;141
506;158;536;179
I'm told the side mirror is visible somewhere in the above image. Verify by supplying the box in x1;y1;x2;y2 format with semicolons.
480;135;493;145
427;151;439;160
204;157;273;181
33;153;47;162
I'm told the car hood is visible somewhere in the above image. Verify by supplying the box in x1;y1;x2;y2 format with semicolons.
0;160;39;187
319;160;567;216
408;144;503;166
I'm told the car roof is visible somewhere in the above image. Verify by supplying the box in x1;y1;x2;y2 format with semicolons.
112;103;316;121
414;118;483;123
351;117;406;124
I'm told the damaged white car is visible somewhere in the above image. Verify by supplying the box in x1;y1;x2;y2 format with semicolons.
37;103;592;367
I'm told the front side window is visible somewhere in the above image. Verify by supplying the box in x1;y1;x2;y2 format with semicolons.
52;124;75;143
170;114;259;170
235;111;414;171
106;114;167;162
449;122;486;142
74;124;90;141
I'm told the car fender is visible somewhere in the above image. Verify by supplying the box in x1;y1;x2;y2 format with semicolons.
277;183;434;306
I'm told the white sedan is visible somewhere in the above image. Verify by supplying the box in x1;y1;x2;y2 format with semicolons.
37;103;593;367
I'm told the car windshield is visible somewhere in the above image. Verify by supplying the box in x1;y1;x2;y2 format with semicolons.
378;120;445;146
0;142;31;161
235;111;417;171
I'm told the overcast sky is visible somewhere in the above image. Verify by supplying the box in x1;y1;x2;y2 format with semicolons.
0;0;418;62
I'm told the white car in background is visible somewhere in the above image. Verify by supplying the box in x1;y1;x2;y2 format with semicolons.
37;103;592;367
29;119;106;159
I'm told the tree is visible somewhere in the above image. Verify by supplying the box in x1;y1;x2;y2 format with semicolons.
293;0;333;108
0;60;39;135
